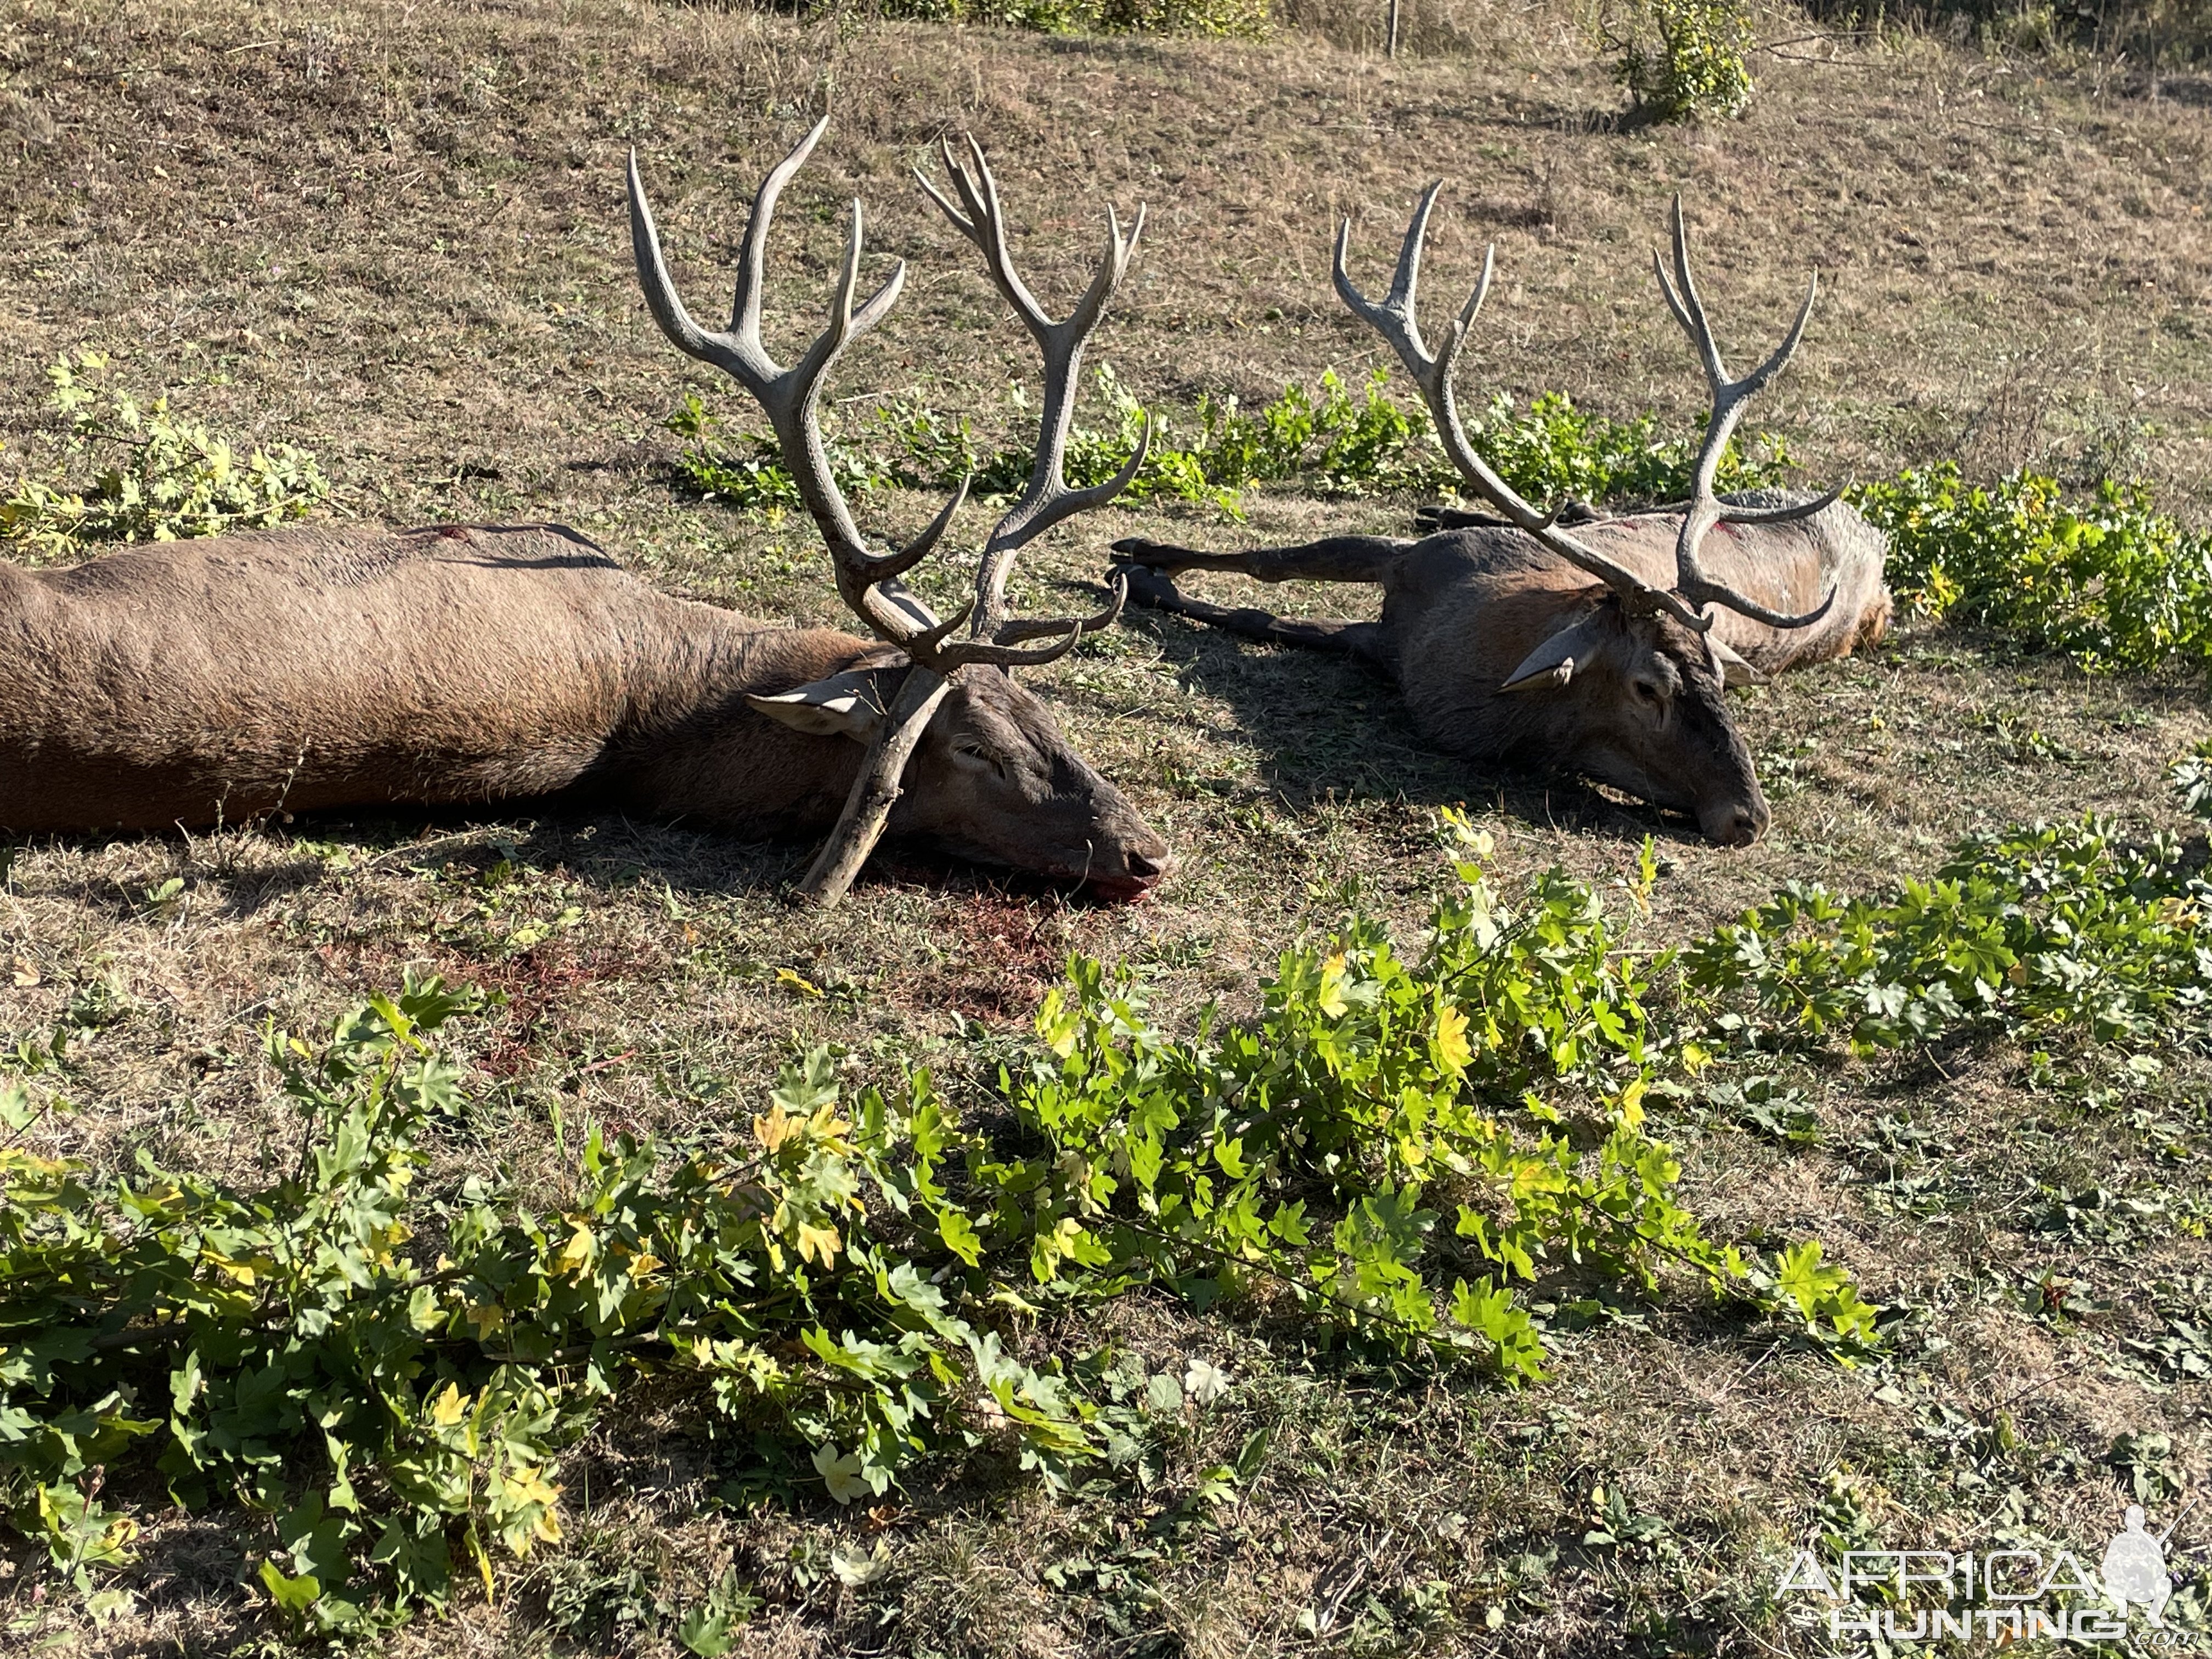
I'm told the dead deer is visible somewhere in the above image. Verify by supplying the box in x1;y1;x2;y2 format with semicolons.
1112;191;1891;845
0;123;1172;902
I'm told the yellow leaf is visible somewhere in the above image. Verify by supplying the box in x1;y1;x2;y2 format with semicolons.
775;966;823;997
1616;1078;1646;1129
466;1523;494;1599
1435;1002;1472;1073
1318;953;1349;1019
465;1302;505;1340
556;1221;594;1273
795;1221;842;1267
430;1381;468;1426
508;1466;562;1508
627;1251;663;1277
754;1102;798;1155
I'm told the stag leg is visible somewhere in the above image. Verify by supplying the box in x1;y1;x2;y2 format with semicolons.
1117;564;1388;663
1111;533;1409;586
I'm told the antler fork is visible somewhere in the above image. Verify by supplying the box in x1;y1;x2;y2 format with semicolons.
917;133;1150;658
1333;184;1836;634
627;121;1148;905
628;119;972;657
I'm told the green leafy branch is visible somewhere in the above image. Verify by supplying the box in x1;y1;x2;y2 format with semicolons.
2;352;330;560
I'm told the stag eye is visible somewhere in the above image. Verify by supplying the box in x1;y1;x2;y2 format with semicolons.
953;743;1007;778
1632;678;1668;707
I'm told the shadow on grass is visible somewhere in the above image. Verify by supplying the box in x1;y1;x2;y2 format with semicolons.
1111;600;1714;848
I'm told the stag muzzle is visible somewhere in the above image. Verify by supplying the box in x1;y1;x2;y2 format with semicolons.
1697;788;1771;847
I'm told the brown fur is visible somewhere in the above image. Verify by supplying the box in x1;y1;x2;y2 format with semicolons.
0;522;1171;893
1115;493;1891;845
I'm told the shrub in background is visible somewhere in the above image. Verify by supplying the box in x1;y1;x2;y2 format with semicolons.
1609;0;1758;121
1;352;330;561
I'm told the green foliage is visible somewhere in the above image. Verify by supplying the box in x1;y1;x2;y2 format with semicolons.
992;817;1874;1383
1850;462;2212;674
665;371;1788;524
1681;812;2211;1057
0;981;1093;1633
1;352;330;560
1;836;1881;1635
2170;739;2212;820
1610;0;1758;122
663;390;890;512
863;0;1269;37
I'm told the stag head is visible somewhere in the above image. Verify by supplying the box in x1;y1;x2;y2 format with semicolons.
749;651;1170;895
1479;595;1768;844
1341;187;1840;845
629;121;1170;900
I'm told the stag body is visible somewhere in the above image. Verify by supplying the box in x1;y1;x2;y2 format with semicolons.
1118;493;1890;844
2;121;1177;901
0;522;1169;896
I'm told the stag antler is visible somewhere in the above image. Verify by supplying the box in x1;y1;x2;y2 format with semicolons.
1333;185;1835;635
917;133;1149;654
1650;197;1840;628
629;120;957;656
627;121;1146;904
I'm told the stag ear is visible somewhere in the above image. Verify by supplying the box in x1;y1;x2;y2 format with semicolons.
1707;635;1767;689
748;668;893;743
1500;612;1613;694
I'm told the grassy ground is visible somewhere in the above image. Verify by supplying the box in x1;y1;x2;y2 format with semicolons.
4;0;2212;1652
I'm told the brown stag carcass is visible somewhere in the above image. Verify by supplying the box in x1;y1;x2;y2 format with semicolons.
1112;190;1891;845
0;123;1171;904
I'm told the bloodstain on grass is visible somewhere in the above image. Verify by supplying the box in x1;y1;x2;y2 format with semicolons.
428;939;653;1080
872;855;1091;1025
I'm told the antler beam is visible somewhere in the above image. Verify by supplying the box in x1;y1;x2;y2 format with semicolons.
1333;184;1838;635
1651;197;1838;630
918;134;1149;661
629;121;957;655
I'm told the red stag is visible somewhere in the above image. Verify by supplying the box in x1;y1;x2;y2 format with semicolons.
0;122;1171;905
1112;190;1891;845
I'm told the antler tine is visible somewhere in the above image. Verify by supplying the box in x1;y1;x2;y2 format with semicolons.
628;148;763;388
933;571;1131;669
631;125;968;652
1336;188;1712;633
729;116;831;356
917;133;1149;651
1655;196;1837;630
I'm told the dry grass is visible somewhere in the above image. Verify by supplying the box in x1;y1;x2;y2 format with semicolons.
3;0;2212;1652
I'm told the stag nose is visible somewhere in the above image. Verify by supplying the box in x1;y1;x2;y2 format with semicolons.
1128;848;1167;881
1703;798;1770;847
